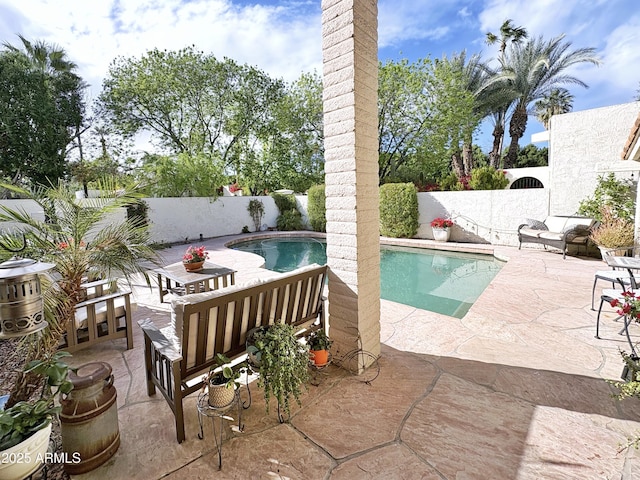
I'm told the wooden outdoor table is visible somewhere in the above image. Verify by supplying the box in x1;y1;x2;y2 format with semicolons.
153;262;236;303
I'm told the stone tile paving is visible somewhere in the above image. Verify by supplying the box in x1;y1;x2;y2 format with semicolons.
65;236;640;479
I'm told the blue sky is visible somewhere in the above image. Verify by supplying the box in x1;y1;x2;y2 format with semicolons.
0;0;638;152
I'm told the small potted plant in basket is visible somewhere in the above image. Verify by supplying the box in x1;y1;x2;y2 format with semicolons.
182;245;209;272
430;217;454;242
307;329;332;367
202;354;250;408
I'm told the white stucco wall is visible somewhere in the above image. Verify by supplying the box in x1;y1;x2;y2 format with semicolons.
144;196;279;244
504;166;549;188
417;189;549;246
549;101;640;215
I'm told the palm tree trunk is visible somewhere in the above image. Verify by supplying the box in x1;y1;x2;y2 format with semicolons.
489;123;504;168
451;151;464;178
504;107;528;169
462;141;473;176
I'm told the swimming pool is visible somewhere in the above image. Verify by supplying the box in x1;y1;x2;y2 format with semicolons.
231;237;503;318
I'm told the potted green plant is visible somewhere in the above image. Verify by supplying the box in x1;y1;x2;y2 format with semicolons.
0;351;73;480
307;329;332;367
246;323;310;420
201;354;249;408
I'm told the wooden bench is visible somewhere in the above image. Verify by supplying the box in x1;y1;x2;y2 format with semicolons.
138;264;328;443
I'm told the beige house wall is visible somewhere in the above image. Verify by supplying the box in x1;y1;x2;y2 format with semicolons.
548;101;640;215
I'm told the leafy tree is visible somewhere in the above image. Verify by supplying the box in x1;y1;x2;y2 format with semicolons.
515;144;548;167
500;35;600;168
0;44;86;187
534;88;574;129
99;47;283;166
378;58;434;181
136;152;225;197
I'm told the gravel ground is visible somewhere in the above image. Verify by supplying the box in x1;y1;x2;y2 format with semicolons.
0;339;69;480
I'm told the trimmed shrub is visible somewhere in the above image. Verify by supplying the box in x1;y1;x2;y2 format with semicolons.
271;192;303;231
276;210;304;231
307;184;326;232
468;166;509;190
380;183;419;238
271;193;298;214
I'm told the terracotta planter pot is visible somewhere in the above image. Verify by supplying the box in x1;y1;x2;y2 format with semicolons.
184;260;205;272
310;349;329;366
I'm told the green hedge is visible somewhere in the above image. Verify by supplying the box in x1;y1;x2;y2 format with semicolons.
380;183;419;238
307;184;326;232
271;193;298;214
271;192;303;231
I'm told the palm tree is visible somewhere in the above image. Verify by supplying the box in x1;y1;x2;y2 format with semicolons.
485;19;528;167
0;181;161;405
2;34;77;75
485;19;528;55
501;34;600;168
441;51;493;176
534;88;575;129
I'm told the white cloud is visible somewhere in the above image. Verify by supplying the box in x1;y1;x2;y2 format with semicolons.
0;0;322;101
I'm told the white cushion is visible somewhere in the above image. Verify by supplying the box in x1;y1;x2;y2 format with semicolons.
544;217;568;232
74;296;136;329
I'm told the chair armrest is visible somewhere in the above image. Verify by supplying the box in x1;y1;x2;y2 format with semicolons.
561;225;591;240
137;318;182;363
75;289;132;309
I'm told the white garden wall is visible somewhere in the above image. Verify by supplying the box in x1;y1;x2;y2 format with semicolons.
1;102;638;248
417;189;549;246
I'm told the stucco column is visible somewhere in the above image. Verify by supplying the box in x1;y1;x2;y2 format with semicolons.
322;0;380;366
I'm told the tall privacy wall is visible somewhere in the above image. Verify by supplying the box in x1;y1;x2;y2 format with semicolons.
0;190;547;246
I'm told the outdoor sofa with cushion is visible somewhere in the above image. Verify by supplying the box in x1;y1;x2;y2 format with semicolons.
517;215;598;259
138;263;328;443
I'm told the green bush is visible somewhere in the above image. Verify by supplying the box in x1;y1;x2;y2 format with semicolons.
271;193;298;214
438;173;465;191
468;166;509;190
578;173;635;222
307;184;326;232
276;210;304;231
380;183;419;238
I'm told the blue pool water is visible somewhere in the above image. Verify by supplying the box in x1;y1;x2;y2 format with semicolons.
231;237;503;318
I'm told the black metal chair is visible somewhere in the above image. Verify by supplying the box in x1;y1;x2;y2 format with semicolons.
595;268;639;355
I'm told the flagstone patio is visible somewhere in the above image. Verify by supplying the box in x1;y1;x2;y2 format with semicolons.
65;235;640;479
